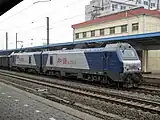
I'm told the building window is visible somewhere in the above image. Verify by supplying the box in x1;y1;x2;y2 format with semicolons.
104;6;109;10
91;30;95;37
50;56;53;65
144;1;148;5
75;33;79;39
137;0;141;4
100;29;105;36
151;3;155;8
121;25;127;33
132;23;139;31
29;56;31;64
83;32;87;38
112;4;118;11
110;27;115;34
121;6;126;10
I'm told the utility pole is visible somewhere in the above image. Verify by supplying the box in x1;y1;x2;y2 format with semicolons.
148;0;151;9
16;33;23;49
158;0;160;10
91;0;104;20
101;0;104;10
47;17;49;46
16;33;18;49
6;32;8;50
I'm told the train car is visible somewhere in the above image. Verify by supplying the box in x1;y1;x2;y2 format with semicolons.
42;43;142;87
10;52;42;73
0;55;10;69
0;50;14;69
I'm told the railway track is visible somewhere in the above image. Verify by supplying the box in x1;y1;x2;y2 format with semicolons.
142;76;160;88
1;70;160;97
0;71;127;120
133;85;160;96
0;69;159;99
0;70;160;116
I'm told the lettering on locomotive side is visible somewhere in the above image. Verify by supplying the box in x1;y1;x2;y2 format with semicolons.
63;58;67;64
17;56;24;62
57;58;62;63
19;58;25;62
57;57;76;65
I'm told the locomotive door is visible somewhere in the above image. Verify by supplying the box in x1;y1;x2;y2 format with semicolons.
103;52;110;71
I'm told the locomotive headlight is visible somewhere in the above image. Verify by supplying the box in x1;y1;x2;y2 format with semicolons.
138;67;141;71
125;65;130;71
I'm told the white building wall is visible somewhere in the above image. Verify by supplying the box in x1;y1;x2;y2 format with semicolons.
145;15;160;32
148;50;160;73
95;29;100;36
85;0;160;21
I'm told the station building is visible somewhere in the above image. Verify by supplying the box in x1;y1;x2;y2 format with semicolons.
72;7;160;73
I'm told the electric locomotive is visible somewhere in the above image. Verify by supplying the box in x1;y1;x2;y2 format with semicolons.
42;43;142;88
6;43;142;88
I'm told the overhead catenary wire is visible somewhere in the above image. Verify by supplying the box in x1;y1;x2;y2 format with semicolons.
0;0;87;33
18;12;87;34
0;0;54;25
0;0;156;32
33;0;51;4
0;0;140;33
14;1;160;34
0;0;136;29
0;4;34;25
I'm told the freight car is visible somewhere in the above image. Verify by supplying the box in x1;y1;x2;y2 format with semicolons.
8;43;142;88
0;56;10;69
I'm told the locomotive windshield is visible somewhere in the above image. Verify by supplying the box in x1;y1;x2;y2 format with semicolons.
120;48;138;60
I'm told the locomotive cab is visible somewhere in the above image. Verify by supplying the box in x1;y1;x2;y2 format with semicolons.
118;43;141;72
117;43;142;87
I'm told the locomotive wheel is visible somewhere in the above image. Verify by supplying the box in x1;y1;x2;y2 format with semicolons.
126;75;134;88
133;83;138;88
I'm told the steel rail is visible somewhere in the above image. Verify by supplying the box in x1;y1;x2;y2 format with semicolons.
0;71;160;114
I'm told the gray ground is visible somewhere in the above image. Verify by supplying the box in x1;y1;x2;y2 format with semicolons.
0;82;102;120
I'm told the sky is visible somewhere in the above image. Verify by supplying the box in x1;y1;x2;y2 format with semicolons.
0;0;91;50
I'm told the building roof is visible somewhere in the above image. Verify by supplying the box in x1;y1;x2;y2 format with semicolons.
31;32;160;50
72;7;160;29
79;32;160;43
0;0;23;16
111;0;136;7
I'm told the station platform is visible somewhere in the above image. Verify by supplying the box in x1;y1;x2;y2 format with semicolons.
143;74;160;79
143;73;160;85
0;82;102;120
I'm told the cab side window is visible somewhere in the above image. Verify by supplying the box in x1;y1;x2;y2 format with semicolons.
29;56;31;64
50;56;53;65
